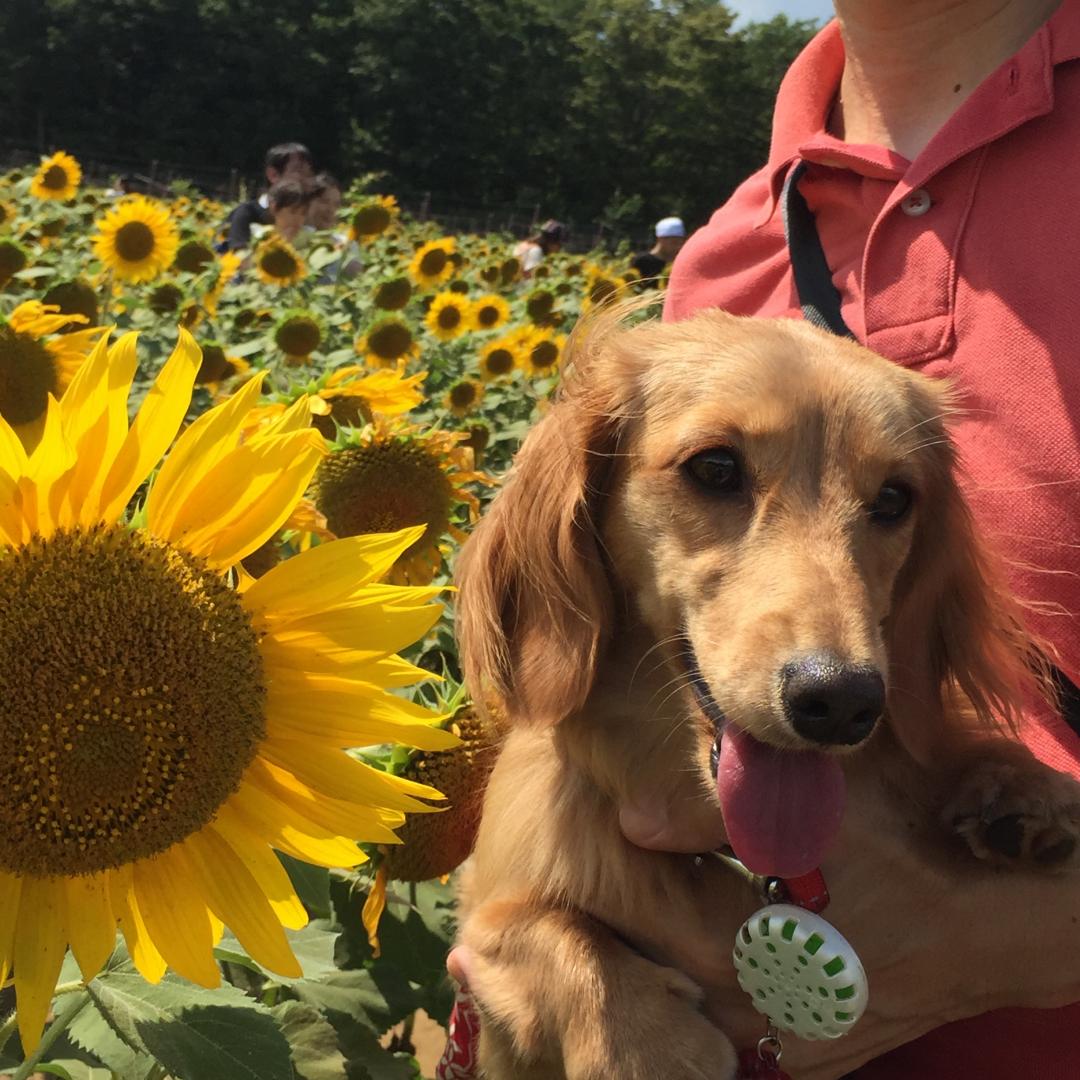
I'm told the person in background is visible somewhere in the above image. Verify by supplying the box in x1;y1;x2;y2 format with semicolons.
223;141;314;251
630;215;686;289
514;219;566;279
307;173;344;232
263;179;309;243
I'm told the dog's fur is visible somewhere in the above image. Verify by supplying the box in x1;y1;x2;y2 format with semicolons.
454;307;1080;1079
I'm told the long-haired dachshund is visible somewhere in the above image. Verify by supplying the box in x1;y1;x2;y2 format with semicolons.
454;306;1080;1079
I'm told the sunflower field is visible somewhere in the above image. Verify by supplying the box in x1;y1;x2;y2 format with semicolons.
0;152;652;1080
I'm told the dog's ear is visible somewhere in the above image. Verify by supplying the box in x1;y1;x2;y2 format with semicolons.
884;453;1049;762
456;367;621;727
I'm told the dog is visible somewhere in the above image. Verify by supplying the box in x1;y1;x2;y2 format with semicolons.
453;305;1080;1079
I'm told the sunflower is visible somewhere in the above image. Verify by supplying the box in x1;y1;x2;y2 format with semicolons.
274;311;324;362
92;197;179;283
350;195;399;242
309;365;426;439
149;282;185;315
41;280;98;332
499;256;521;285
0;329;456;1054
0;240;28;286
520;329;567;378
585;272;621;308
373;276;413;311
0;201;15;230
0;301;107;449
425;291;471;341
471;294;510;332
315;420;489;584
478;337;520;381
445;378;484;418
174;239;217;274
408;238;455;289
255;235;306;287
526;288;555;323
359;316;419;368
195;342;251;391
30;151;82;201
203;250;243;317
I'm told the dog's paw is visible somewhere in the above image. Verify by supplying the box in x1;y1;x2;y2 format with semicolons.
945;760;1080;869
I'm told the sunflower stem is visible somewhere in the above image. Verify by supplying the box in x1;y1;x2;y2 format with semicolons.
99;269;114;324
11;989;89;1080
0;1010;17;1057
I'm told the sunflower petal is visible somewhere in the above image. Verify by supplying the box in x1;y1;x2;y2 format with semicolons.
208;816;307;931
97;328;201;523
146;372;266;538
0;872;22;988
243;528;426;621
225;785;370;867
14;877;66;1054
65;874;116;981
266;671;455;750
176;435;326;568
256;394;313;437
261;740;444;811
133;846;221;987
110;865;167;984
185;830;301;978
362;866;388;957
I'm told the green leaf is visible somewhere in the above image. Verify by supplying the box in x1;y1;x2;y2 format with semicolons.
279;853;333;918
330;1017;418;1080
216;921;340;987
68;995;160;1080
291;969;420;1036
86;969;293;1080
271;1000;347;1080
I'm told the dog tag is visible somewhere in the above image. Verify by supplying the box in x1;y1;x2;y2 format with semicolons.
732;903;868;1040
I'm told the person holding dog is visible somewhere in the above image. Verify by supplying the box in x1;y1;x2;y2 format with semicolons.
451;1;1080;1077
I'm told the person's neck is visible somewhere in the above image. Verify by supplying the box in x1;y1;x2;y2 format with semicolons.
830;0;1061;160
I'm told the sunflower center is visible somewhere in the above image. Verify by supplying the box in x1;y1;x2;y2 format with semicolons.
353;205;392;236
419;249;448;277
42;165;69;191
0;327;59;427
0;525;265;877
316;443;453;558
477;305;499;328
374;278;412;310
261;247;299;279
450;382;477;408
437;305;462;331
368;321;413;360
196;345;230;384
531;340;559;369
114;221;157;263
485;348;514;376
276;318;321;357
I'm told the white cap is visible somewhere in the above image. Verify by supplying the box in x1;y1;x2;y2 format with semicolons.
655;216;686;238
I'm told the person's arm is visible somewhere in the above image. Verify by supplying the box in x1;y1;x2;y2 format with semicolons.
226;202;256;252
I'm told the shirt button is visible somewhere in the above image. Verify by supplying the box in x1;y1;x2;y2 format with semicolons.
900;188;932;217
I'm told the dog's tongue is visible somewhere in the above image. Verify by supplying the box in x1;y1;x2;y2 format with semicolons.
717;723;845;878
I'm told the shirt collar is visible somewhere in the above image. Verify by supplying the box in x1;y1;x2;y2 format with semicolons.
754;0;1080;226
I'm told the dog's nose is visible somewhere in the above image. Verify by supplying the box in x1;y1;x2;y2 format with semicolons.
781;655;884;746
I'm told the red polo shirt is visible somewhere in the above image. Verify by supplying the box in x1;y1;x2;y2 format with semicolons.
667;4;1080;1076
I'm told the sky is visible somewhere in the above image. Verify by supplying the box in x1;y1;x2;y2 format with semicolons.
728;0;834;25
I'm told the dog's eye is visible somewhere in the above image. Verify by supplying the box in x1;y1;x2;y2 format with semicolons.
869;482;913;524
684;448;743;494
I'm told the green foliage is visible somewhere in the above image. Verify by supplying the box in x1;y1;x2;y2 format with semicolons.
0;0;815;235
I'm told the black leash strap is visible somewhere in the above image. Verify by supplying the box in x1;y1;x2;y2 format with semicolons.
781;159;1080;737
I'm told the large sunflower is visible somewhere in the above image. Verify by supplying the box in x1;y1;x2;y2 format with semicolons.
0;330;455;1054
478;336;521;381
358;316;419;369
350;195;399;242
425;291;471;341
315;420;489;584
0;301;107;449
407;238;455;289
255;236;306;287
30;152;82;202
519;329;567;378
92;197;179;283
471;293;510;332
309;365;426;438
